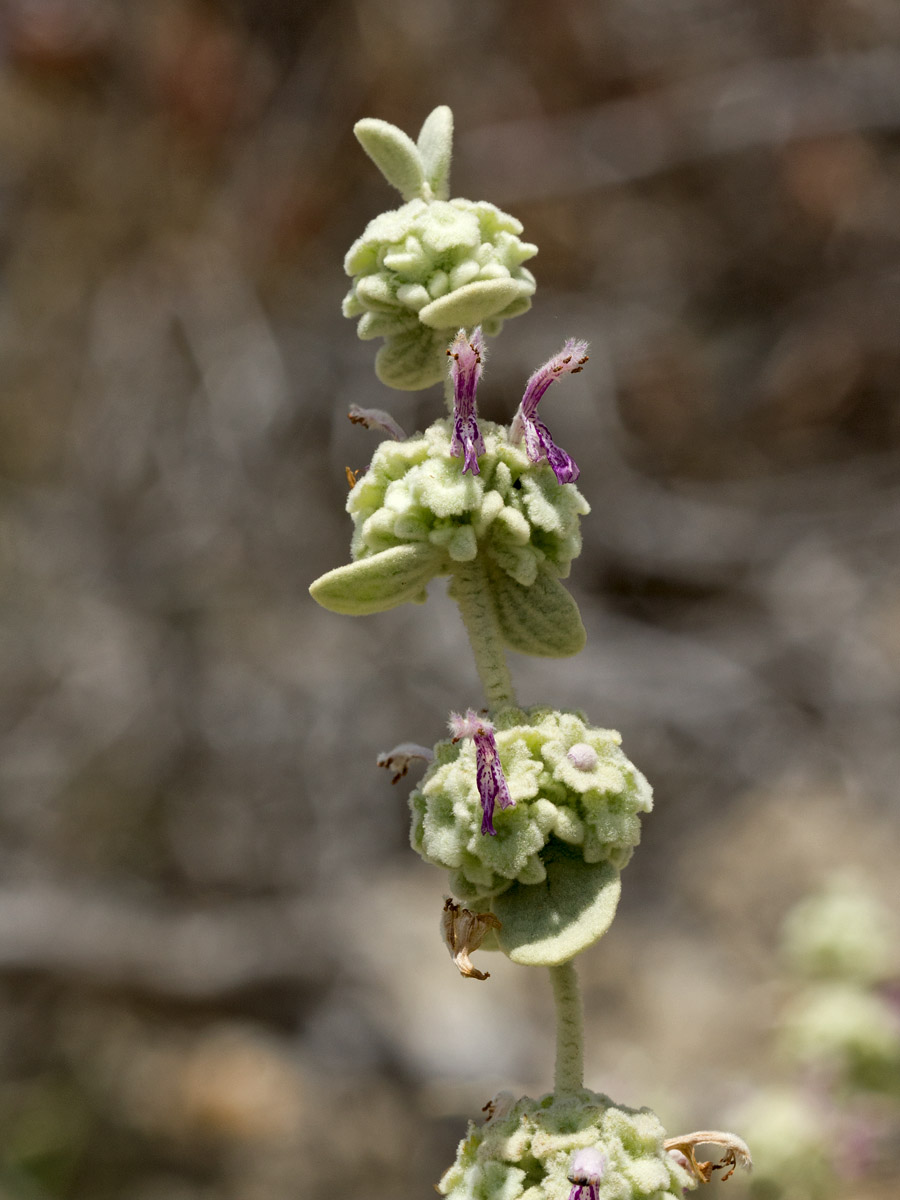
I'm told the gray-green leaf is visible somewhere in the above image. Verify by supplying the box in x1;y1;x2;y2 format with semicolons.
354;118;427;202
418;279;532;331
309;544;444;615
375;327;448;390
416;105;453;201
491;844;621;965
486;560;586;657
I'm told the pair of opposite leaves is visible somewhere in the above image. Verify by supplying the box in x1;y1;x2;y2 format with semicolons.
311;541;586;659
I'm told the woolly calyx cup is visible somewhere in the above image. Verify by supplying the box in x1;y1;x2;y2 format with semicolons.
342;107;537;389
410;708;652;964
438;1090;696;1200
309;419;589;656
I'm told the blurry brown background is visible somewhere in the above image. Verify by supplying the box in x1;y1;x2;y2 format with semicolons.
0;0;899;1197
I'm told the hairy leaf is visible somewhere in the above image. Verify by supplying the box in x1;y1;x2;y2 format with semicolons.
309;544;443;615
487;560;586;657
417;105;454;201
354;119;426;202
491;843;621;965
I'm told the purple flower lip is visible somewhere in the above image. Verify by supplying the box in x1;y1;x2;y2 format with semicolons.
510;339;589;484
448;709;514;836
447;328;486;475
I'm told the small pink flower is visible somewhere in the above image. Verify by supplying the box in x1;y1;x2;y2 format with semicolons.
449;709;514;836
567;1147;606;1200
510;339;588;484
447;328;486;475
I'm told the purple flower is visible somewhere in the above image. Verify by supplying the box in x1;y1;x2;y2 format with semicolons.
567;1148;606;1200
449;709;514;836
510;339;589;484
447;328;486;475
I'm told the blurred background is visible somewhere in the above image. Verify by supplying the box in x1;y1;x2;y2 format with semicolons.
1;0;899;1197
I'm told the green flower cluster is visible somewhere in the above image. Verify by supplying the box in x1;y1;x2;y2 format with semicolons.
411;707;652;901
438;1090;694;1200
778;878;900;1093
349;420;588;585
343;197;537;390
780;983;900;1091
341;106;537;389
782;877;896;984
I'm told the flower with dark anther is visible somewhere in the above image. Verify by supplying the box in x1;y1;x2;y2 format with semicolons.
448;328;486;475
567;1147;607;1200
448;709;513;835
376;742;434;784
441;898;501;980
510;338;589;484
348;403;407;441
663;1131;752;1184
481;1091;515;1123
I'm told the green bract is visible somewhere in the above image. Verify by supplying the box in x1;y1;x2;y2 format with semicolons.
343;106;537;390
310;421;590;656
411;707;652;941
438;1090;695;1200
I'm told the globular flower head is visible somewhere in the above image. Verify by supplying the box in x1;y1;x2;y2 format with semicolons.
343;104;537;392
311;413;591;650
449;709;514;835
438;1090;696;1200
412;707;653;902
346;418;589;586
448;329;486;475
510;339;589;484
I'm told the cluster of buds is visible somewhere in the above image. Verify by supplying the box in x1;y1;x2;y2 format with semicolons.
342;107;537;390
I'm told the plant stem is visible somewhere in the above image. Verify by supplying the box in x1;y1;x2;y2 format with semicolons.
449;559;517;709
550;960;584;1094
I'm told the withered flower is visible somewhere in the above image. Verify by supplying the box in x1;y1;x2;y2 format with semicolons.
663;1131;752;1184
441;898;501;980
376;742;434;783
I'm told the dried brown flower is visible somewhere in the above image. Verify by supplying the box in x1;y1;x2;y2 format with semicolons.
441;898;501;980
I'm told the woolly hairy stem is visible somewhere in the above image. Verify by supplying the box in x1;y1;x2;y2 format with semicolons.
550;960;584;1094
449;559;516;709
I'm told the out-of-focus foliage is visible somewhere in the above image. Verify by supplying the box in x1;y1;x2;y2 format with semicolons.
1;1;900;1198
734;881;900;1199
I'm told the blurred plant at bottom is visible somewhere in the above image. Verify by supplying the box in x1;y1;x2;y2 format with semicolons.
731;877;900;1199
0;1000;428;1200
